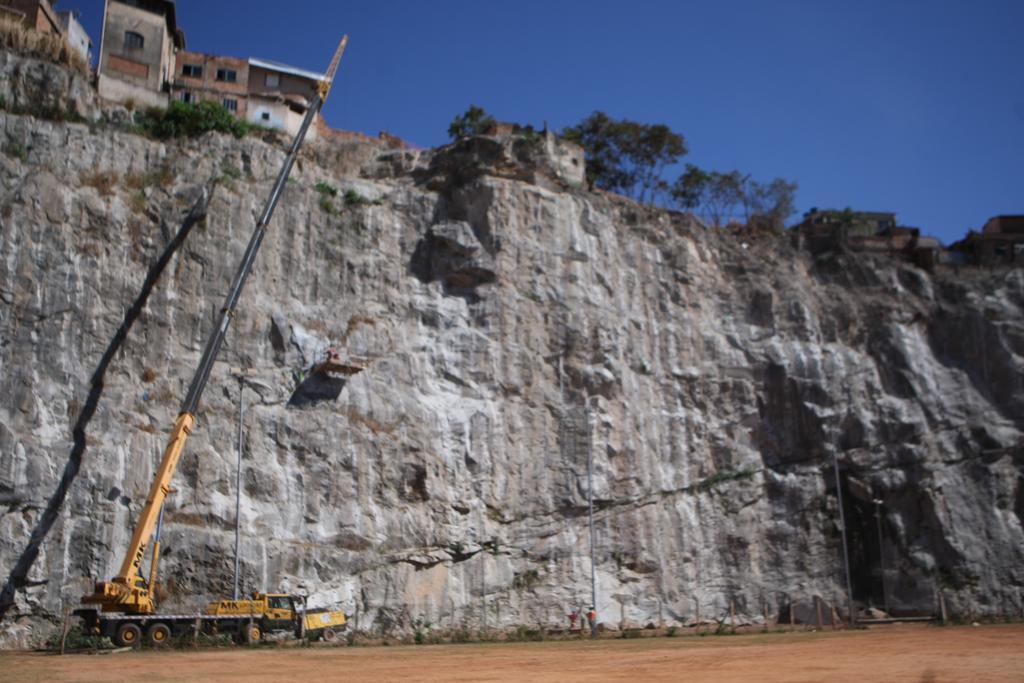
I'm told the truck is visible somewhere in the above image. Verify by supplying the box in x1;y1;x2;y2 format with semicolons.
207;593;347;643
77;592;346;646
74;37;350;648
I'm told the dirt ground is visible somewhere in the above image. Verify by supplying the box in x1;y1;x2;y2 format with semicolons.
2;623;1022;683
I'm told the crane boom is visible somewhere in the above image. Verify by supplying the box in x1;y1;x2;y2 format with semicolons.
83;36;348;615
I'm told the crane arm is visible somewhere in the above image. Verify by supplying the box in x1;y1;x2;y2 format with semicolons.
83;36;348;614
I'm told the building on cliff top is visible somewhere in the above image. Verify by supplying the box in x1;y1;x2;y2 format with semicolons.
0;0;61;36
97;0;185;109
797;208;897;238
951;215;1024;266
172;50;326;139
793;208;949;270
172;49;249;116
56;8;91;62
246;57;324;137
94;0;396;143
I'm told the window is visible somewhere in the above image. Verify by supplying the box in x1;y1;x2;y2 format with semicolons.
181;91;193;104
261;112;270;121
181;64;202;78
267;596;290;610
124;31;144;49
265;73;280;88
223;98;238;112
216;68;237;83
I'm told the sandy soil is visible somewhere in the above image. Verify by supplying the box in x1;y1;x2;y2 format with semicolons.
3;623;1022;683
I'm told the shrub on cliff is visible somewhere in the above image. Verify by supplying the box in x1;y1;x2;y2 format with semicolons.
447;105;496;140
135;101;252;140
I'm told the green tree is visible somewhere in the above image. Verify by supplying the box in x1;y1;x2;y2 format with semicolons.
674;165;798;228
562;112;686;203
448;105;497;140
671;164;711;212
743;177;798;228
560;111;630;193
671;164;745;226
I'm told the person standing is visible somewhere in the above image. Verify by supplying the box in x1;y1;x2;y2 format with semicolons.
586;606;597;637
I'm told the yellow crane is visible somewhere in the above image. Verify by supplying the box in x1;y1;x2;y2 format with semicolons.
77;36;349;648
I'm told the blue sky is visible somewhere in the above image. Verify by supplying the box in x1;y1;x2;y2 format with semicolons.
72;1;1022;243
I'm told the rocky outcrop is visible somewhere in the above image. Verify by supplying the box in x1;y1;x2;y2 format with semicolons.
0;60;1022;648
0;51;100;122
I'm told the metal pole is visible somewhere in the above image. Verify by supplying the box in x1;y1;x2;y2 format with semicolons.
233;377;244;600
587;397;596;620
831;452;856;625
874;499;888;614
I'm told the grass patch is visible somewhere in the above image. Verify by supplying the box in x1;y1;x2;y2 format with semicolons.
0;98;83;123
343;188;381;207
80;169;120;196
220;163;243;180
3;141;27;162
47;626;113;651
129;192;147;214
217;162;247;186
125;164;175;191
314;181;338;196
694;468;757;493
318;195;338;215
0;18;88;75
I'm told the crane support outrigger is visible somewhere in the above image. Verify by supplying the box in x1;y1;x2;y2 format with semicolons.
78;36;349;645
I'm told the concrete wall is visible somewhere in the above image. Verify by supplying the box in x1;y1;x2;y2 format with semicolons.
173;50;249;117
57;10;92;63
96;72;167;109
99;1;173;98
246;96;315;139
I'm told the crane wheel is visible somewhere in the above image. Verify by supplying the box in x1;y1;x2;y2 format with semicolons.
146;622;171;647
322;628;337;642
114;622;142;647
245;624;261;644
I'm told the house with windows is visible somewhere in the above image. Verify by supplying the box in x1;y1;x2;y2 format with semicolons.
96;0;349;141
951;216;1024;266
172;50;249;116
245;57;323;137
173;51;323;138
97;0;185;108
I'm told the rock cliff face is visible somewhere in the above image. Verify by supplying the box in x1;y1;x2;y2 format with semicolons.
1;55;1023;647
